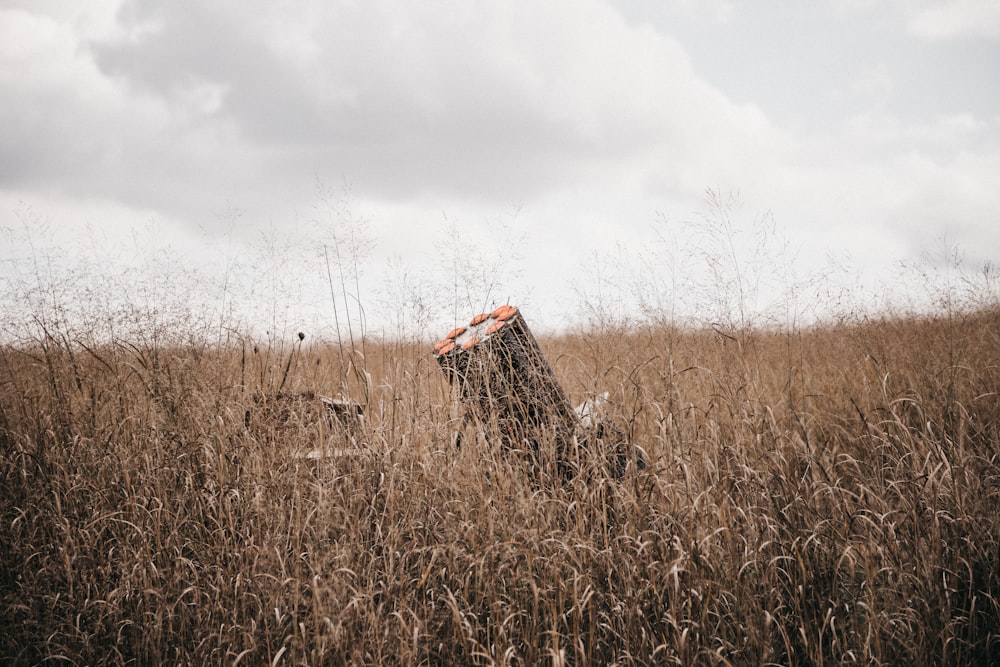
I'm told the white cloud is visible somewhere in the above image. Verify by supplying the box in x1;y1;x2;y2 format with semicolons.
839;110;997;158
908;0;1000;40
665;0;737;23
2;0;790;215
846;62;894;109
1;0;998;333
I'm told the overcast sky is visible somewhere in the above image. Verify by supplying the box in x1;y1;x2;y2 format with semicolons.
2;0;999;339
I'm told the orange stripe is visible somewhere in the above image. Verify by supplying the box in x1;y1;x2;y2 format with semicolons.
461;336;481;350
469;313;489;326
492;305;518;321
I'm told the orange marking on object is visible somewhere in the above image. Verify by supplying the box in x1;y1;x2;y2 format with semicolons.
469;313;490;326
486;320;506;335
445;327;466;339
437;341;456;355
492;305;518;321
462;336;481;350
432;339;452;353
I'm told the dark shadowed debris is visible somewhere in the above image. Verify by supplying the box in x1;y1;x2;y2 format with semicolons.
244;391;366;458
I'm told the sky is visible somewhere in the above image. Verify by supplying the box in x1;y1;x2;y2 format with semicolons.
2;0;999;341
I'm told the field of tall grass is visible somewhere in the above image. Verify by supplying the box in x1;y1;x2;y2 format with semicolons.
2;297;999;664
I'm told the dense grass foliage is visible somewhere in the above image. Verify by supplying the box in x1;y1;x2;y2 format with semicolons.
1;310;999;664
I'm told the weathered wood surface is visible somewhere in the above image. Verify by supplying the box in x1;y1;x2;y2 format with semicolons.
433;306;644;477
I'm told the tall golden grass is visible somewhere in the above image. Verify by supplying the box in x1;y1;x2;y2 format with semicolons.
1;308;999;664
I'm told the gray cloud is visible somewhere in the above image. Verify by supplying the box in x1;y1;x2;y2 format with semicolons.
2;0;998;331
75;0;767;212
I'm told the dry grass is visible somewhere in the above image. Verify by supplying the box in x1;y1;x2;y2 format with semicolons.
2;308;999;665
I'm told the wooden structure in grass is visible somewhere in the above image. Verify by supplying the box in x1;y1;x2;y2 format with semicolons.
433;305;641;477
244;391;365;459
